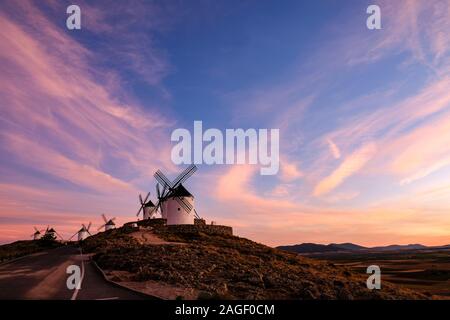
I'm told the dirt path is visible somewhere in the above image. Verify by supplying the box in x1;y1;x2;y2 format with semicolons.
130;230;185;246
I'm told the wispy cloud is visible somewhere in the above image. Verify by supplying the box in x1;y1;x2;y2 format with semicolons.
326;138;341;159
313;143;377;197
0;0;176;241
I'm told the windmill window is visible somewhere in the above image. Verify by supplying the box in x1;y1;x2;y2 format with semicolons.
178;208;181;211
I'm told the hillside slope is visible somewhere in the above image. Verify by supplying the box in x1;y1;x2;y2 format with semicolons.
0;240;62;263
82;227;426;300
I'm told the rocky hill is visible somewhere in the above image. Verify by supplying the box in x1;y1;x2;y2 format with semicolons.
81;226;427;300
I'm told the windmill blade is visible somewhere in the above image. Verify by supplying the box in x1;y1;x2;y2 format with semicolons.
143;192;150;204
82;223;87;230
172;164;197;187
156;170;173;188
68;232;78;241
172;164;195;185
97;223;106;231
111;217;116;221
182;198;193;211
156;183;169;203
155;199;164;214
55;231;64;240
194;208;201;219
176;166;197;187
156;183;161;198
148;207;157;218
102;214;108;223
87;222;92;231
176;198;192;213
30;233;35;238
136;204;144;216
154;182;169;215
175;197;192;212
154;171;167;187
154;170;172;188
34;226;39;232
161;183;168;198
87;230;92;236
139;194;144;205
172;165;197;188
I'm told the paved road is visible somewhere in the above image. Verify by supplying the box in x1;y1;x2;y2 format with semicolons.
0;245;148;300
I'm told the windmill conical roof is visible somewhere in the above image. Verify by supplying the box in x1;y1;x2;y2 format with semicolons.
144;200;156;207
168;184;193;198
106;220;115;225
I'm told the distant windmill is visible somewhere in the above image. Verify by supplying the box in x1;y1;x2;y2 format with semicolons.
69;223;92;242
97;214;116;232
45;226;64;240
30;226;44;240
136;192;156;220
153;164;200;225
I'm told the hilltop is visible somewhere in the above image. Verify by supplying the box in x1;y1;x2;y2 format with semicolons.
81;226;426;300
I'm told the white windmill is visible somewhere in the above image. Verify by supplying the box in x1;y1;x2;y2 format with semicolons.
153;164;201;225
97;214;116;232
136;192;157;220
30;226;44;240
69;223;92;242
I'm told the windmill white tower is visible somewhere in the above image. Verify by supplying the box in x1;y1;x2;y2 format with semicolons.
97;214;116;232
136;192;156;220
153;164;200;225
69;223;92;242
30;226;44;240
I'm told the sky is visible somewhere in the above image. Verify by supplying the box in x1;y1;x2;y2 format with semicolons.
0;0;449;246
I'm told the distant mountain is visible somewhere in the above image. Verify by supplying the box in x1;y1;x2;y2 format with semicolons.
370;244;427;251
330;243;368;251
277;243;361;254
277;242;431;254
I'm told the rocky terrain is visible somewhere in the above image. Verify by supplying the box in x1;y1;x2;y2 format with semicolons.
81;226;427;300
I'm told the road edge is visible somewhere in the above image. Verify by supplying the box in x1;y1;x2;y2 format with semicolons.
0;245;67;267
91;259;162;300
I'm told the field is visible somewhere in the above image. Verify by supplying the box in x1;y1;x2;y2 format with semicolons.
304;248;450;298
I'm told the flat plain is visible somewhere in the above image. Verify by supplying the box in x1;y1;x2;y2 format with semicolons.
304;248;450;298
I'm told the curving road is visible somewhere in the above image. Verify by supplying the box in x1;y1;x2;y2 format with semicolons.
0;245;149;300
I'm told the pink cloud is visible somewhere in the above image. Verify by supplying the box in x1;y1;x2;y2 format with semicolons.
0;0;176;242
313;143;377;196
326;138;341;159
